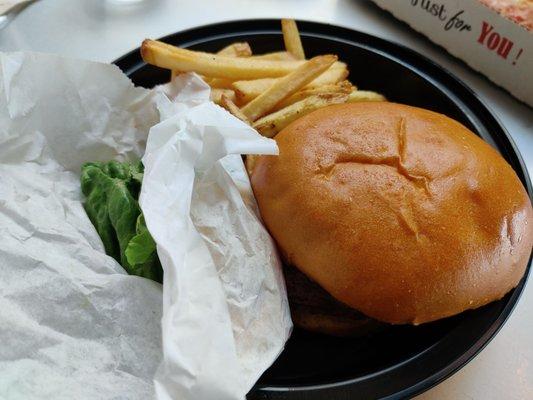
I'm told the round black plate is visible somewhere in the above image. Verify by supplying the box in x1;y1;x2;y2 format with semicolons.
114;19;532;400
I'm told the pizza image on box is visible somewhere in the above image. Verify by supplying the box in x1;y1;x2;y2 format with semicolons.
479;0;533;30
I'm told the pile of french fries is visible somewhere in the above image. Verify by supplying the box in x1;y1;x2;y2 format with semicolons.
141;19;386;138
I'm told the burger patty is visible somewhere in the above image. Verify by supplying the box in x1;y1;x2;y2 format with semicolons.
284;264;385;337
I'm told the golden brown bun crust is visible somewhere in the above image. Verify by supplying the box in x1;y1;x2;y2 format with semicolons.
251;103;533;324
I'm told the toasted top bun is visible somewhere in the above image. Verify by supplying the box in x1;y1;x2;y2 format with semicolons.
251;103;533;324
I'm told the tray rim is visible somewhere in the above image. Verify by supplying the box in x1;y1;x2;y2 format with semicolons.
113;18;533;400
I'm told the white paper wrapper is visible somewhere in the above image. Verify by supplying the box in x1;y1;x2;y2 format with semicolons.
143;75;292;400
0;52;292;400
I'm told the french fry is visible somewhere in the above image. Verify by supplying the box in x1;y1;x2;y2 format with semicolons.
217;42;252;57
210;89;237;106
241;55;337;121
232;62;348;104
273;81;354;110
206;78;235;89
142;39;305;80
245;155;258;175
305;63;349;87
253;93;348;137
233;78;276;104
220;94;251;125
337;80;356;91
281;19;305;59
251;51;297;61
347;90;387;102
202;44;253;86
177;43;251;83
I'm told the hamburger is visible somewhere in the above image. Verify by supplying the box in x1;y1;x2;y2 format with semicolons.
249;102;533;334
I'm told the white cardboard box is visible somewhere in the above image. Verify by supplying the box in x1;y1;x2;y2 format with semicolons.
371;0;532;107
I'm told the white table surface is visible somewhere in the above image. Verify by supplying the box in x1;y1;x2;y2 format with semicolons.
1;0;531;399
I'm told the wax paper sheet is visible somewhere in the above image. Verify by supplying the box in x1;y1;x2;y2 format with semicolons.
0;52;291;400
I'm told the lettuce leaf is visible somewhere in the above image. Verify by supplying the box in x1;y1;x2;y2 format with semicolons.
125;214;162;282
81;161;162;283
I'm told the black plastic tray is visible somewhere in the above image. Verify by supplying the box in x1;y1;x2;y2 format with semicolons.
114;19;532;400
